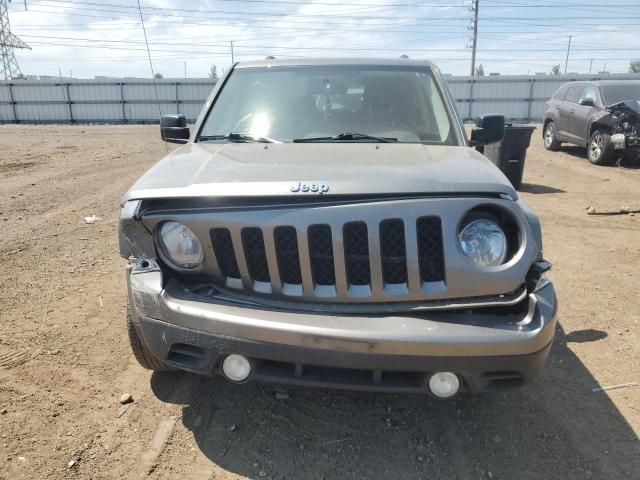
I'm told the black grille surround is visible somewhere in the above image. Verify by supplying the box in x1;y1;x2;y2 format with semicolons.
206;216;446;301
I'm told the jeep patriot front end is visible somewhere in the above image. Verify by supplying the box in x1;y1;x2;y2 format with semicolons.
119;58;557;397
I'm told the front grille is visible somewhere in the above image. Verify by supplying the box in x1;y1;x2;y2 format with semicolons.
208;215;445;300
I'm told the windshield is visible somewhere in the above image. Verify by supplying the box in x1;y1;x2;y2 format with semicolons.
601;84;640;105
199;65;455;144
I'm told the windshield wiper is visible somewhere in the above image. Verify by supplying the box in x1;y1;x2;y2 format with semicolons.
197;132;280;143
292;132;398;143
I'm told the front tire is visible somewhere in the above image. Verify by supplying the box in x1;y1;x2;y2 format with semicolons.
543;121;561;151
588;130;615;165
127;305;174;371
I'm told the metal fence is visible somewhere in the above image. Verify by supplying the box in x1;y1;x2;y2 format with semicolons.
0;79;214;124
1;73;639;124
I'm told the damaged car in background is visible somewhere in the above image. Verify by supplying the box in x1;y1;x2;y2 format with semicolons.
543;80;640;165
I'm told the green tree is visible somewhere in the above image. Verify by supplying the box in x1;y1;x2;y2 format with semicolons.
551;64;561;75
154;72;163;79
629;59;640;73
208;65;219;81
475;64;485;76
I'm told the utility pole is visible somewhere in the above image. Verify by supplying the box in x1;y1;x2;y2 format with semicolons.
564;35;572;75
470;0;479;76
0;0;32;79
589;58;593;74
183;61;186;78
230;41;234;64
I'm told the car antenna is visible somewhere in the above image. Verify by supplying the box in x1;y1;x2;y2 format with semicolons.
136;0;168;151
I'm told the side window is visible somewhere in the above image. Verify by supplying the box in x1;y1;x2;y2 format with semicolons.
579;86;598;105
564;86;582;103
553;86;568;100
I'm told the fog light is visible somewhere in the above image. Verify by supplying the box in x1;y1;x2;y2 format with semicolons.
428;372;461;398
222;354;252;382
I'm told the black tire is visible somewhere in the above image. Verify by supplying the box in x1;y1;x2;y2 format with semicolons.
543;121;561;151
127;305;174;371
587;130;615;165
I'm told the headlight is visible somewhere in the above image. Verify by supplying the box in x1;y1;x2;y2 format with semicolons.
158;221;203;269
459;219;507;267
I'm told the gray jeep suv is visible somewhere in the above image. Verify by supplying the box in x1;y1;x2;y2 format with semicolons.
119;58;557;398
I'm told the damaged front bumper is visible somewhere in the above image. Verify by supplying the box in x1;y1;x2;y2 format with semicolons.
127;259;558;394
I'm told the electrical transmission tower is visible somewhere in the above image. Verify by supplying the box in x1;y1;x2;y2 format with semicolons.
1;0;31;80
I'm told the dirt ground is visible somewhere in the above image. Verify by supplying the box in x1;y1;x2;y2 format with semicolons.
0;124;638;480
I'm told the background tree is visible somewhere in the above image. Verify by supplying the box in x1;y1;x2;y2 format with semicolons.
551;64;561;75
208;65;219;81
475;64;485;76
154;72;163;79
629;59;640;73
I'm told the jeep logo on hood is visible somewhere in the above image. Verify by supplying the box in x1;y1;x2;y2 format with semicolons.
290;182;330;194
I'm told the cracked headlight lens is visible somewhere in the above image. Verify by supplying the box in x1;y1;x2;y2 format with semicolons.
158;221;203;269
459;219;507;267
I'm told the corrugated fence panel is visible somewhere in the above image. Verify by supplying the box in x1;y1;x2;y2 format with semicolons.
0;105;14;121
0;84;11;102
15;103;69;122
1;74;639;124
73;103;124;122
177;82;214;100
70;83;121;102
12;83;67;102
125;102;179;122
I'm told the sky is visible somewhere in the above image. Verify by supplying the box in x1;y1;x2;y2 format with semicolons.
6;0;640;79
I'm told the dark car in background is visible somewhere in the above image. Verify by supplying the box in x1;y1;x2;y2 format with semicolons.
542;80;640;165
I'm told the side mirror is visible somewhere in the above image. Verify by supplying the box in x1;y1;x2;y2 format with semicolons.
470;114;505;146
161;114;190;144
579;98;595;107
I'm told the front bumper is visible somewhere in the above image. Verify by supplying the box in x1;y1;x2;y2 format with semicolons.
127;263;558;394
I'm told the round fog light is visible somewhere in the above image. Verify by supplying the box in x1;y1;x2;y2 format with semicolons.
428;372;461;398
222;354;252;382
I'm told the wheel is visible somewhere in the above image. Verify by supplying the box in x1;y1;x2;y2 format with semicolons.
127;304;174;371
543;121;561;151
588;130;615;165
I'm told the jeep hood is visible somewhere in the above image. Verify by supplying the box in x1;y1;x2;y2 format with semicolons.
121;143;517;204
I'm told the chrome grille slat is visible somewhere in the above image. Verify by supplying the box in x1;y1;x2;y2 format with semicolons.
330;223;348;297
366;221;385;297
403;219;422;293
229;228;254;291
262;226;283;295
296;227;315;296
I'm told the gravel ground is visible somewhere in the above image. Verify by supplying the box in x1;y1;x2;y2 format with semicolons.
0;124;638;480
